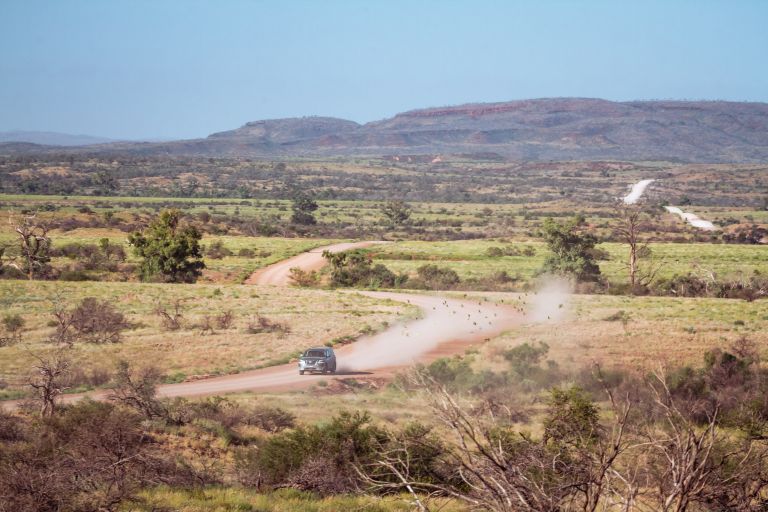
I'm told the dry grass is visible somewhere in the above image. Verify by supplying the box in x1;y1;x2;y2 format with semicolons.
474;292;768;371
0;280;411;396
125;486;465;512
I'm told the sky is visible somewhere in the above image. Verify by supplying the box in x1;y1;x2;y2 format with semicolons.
1;0;767;140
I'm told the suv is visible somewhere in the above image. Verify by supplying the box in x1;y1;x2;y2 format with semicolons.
298;347;337;375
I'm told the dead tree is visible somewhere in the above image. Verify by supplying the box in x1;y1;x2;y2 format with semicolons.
27;349;70;417
362;370;635;512
49;291;76;345
645;371;740;512
7;212;52;280
613;204;661;290
153;298;185;330
109;360;168;421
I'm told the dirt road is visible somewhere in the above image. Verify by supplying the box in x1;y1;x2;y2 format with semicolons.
144;292;518;399
244;241;386;285
4;242;523;408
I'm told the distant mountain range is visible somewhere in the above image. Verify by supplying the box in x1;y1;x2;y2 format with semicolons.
0;130;117;147
3;98;768;162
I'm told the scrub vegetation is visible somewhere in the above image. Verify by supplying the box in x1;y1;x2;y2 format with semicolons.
1;156;767;510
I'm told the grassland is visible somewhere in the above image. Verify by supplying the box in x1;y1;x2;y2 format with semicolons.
0;227;343;284
0;280;414;398
480;292;768;370
150;290;768;429
125;487;463;512
366;239;768;285
1;191;765;243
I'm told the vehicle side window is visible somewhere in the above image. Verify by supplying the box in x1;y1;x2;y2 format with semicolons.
326;350;331;357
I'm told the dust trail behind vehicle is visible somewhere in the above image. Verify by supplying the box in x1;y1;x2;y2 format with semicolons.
336;291;522;372
664;206;718;231
623;179;655;204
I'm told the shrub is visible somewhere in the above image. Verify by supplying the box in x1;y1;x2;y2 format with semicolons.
128;209;205;283
539;216;601;282
237;247;256;258
289;267;320;287
206;240;233;259
244;405;296;433
2;313;24;342
154;299;185;330
239;411;386;493
69;297;128;344
323;250;401;288
485;246;505;257
198;316;215;335
247;315;290;335
423;356;505;394
216;310;235;329
410;264;460;290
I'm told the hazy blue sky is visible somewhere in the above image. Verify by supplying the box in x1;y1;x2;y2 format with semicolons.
1;0;767;139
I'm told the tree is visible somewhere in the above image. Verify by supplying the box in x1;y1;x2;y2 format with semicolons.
109;360;168;421
7;212;52;279
128;209;205;283
323;250;399;288
27;349;70;417
2;313;25;344
291;191;319;225
540;215;601;282
362;370;633;512
381;200;412;228
613;204;661;290
69;297;128;344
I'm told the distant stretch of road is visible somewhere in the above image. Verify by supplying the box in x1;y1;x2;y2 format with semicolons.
243;241;386;285
3;242;522;409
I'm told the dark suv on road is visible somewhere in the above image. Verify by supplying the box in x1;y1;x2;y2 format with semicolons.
298;347;337;375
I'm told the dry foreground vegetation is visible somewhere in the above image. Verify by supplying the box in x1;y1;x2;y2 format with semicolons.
1;156;767;511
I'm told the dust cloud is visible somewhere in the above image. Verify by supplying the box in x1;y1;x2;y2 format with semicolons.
623;179;654;204
526;278;571;323
336;283;571;373
336;293;517;373
664;206;717;231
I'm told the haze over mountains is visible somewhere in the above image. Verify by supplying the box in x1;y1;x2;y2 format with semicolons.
0;131;116;147
4;98;768;162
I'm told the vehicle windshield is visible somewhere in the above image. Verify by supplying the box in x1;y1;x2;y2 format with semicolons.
304;349;326;358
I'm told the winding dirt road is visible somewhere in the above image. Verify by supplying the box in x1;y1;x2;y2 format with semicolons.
244;241;386;285
4;242;523;408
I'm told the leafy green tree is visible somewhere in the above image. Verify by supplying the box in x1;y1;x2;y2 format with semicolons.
323;250;400;288
128;209;205;283
540;216;601;281
543;386;600;446
291;191;319;225
380;200;411;227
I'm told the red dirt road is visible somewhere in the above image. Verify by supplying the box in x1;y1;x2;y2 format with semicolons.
243;241;386;285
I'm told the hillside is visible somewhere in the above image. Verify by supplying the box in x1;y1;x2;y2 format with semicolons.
4;99;768;162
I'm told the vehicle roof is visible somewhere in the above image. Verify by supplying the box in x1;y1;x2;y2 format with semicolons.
307;347;331;351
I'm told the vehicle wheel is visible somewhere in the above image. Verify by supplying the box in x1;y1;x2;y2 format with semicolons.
299;370;304;375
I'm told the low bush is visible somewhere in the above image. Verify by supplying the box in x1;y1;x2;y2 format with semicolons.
247;315;290;335
407;264;460;290
324;250;404;288
205;240;234;259
70;297;128;343
216;310;235;329
289;267;320;287
236;411;386;493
